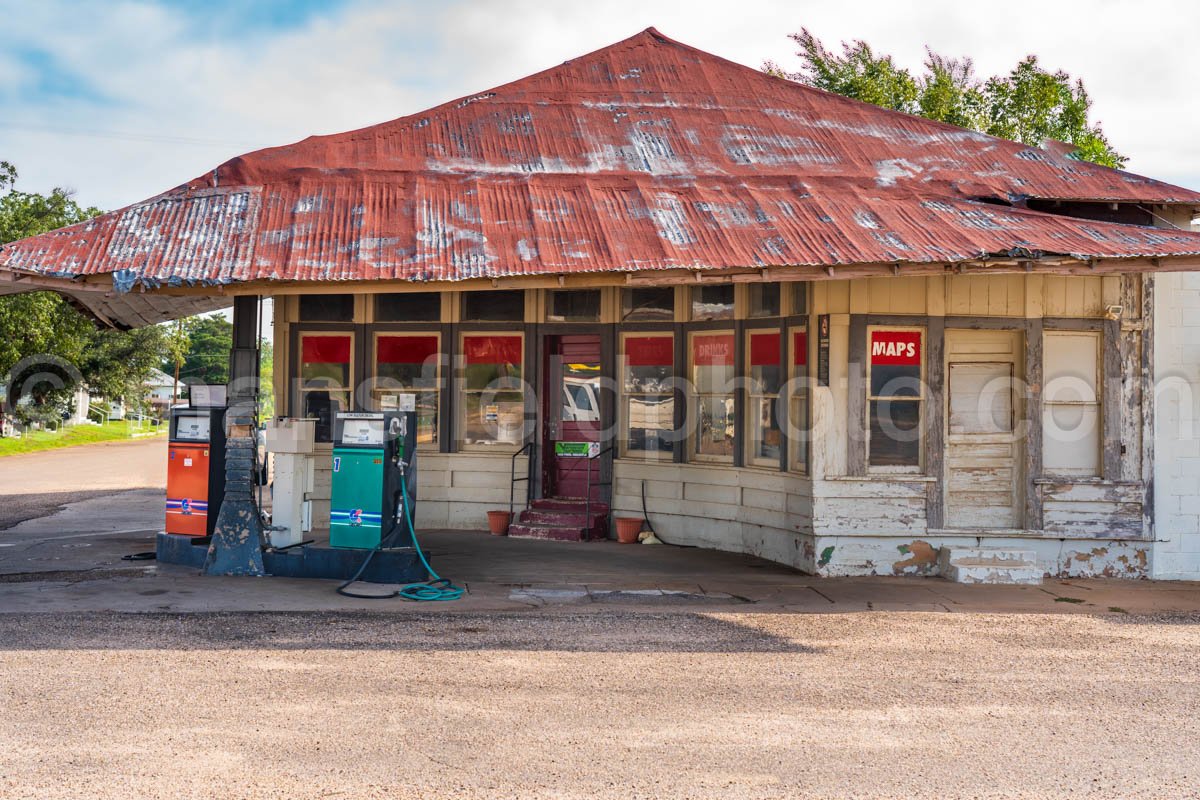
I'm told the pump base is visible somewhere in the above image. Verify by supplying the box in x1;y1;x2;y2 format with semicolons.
156;532;428;584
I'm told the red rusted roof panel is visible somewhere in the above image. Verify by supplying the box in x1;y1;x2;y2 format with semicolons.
3;27;1200;290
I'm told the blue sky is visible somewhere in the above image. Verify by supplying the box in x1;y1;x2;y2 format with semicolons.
2;0;1199;211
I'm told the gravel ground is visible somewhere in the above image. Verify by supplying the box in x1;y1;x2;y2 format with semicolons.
2;610;1199;799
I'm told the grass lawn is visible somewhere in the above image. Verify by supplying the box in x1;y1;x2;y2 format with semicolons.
0;420;165;457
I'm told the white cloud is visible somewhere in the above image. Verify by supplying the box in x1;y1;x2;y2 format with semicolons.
1;0;1197;210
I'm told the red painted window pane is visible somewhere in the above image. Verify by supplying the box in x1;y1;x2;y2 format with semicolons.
793;332;808;366
692;333;733;366
625;336;673;367
463;335;522;365
377;335;439;364
302;334;351;363
749;332;780;367
870;331;921;365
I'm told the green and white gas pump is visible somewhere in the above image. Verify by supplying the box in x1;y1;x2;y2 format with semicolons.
330;411;417;550
329;411;461;601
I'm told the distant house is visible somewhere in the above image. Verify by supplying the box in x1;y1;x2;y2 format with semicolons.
145;368;179;413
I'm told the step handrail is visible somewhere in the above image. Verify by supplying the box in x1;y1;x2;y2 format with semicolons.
584;444;614;539
509;441;534;519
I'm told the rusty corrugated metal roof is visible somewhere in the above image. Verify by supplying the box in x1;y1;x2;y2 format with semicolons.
3;27;1200;315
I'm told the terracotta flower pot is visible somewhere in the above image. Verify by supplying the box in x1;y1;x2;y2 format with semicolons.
614;516;644;544
487;510;511;536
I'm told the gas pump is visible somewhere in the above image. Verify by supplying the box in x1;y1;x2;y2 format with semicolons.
166;387;227;538
329;411;417;550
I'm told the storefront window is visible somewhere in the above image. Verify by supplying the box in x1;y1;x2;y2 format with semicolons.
547;289;601;322
1043;331;1101;476
459;334;525;448
747;284;780;318
789;328;809;472
462;290;524;321
621;334;675;457
299;294;354;322
373;334;440;446
691;285;734;321
622;287;674;321
375;292;440;322
747;330;782;467
690;332;735;461
299;332;353;441
867;328;924;469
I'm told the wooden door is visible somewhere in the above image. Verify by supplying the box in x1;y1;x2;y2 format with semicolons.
543;334;602;498
945;329;1023;529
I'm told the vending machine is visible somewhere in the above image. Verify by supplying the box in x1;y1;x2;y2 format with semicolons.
329;411;417;550
166;388;227;538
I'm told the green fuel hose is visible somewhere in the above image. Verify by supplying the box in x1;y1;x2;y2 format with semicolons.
335;472;464;602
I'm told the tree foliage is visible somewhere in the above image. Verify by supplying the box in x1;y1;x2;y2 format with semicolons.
764;29;1125;168
165;313;233;388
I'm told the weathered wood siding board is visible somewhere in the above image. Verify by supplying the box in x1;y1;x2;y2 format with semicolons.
865;276;927;314
946;275;1025;317
1043;275;1105;317
1024;320;1044;530
813;478;928;500
846;315;867;476
1039;479;1146;539
609;462;815;563
1038;482;1145;504
925;317;946;529
814;495;927;536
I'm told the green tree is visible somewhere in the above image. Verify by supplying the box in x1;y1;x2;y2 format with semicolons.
258;338;275;418
172;313;233;388
764;29;1125;168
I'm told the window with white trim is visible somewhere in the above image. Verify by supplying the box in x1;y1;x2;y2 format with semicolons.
1043;331;1101;477
867;328;924;470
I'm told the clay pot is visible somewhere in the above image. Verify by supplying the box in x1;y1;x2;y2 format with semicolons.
487;510;511;536
614;516;644;544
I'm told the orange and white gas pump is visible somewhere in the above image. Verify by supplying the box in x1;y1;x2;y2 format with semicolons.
166;389;227;538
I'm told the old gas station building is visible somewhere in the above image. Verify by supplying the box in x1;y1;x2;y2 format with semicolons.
4;29;1200;581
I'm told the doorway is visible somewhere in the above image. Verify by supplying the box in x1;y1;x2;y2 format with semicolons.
542;334;603;499
944;329;1024;529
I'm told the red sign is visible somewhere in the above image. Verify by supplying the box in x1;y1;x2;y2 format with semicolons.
625;336;673;367
692;334;733;366
302;334;351;364
377;335;439;365
749;332;780;367
463;335;522;365
870;331;921;365
793;331;808;366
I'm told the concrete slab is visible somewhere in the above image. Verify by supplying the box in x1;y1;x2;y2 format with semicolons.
1;479;1199;616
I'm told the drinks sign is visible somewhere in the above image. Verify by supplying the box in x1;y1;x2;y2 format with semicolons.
870;331;921;365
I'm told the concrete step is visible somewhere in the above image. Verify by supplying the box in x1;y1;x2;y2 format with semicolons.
531;498;609;513
938;546;1043;585
518;508;608;528
508;522;594;542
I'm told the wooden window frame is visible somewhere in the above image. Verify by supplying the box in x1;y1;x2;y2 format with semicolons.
865;325;926;474
456;330;527;453
370;330;442;451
